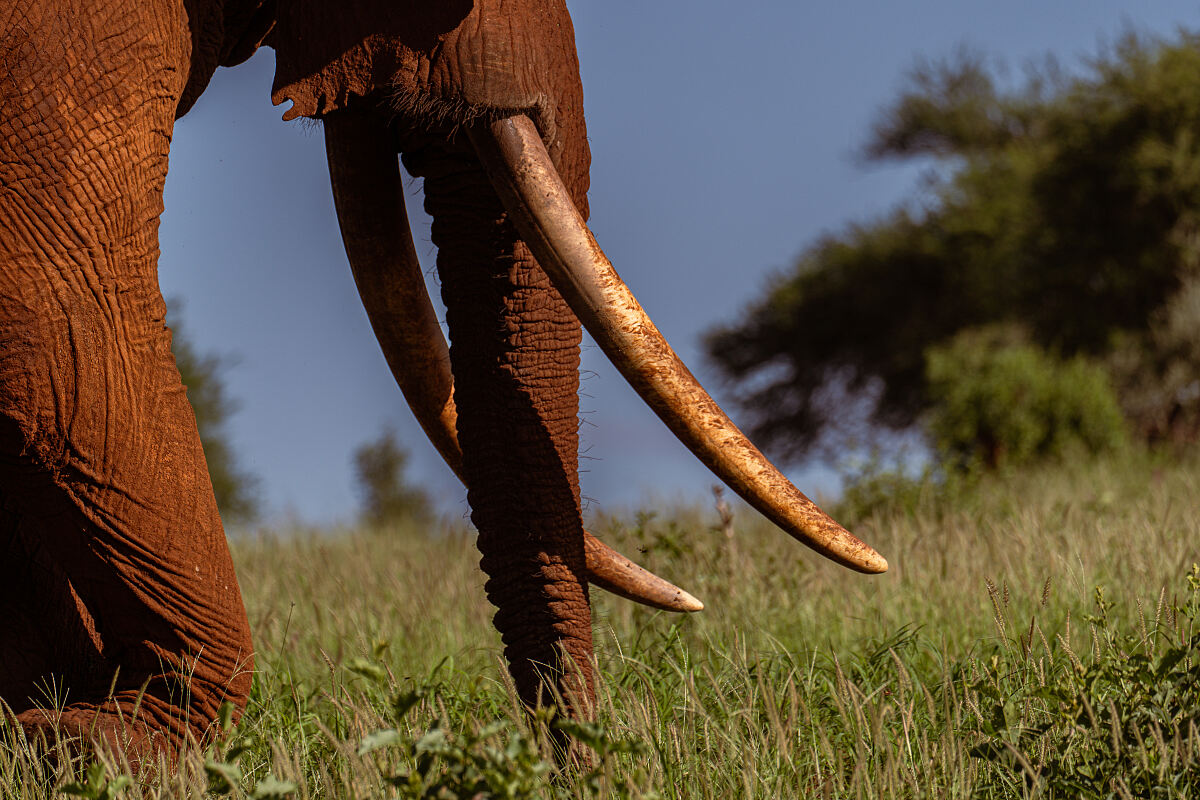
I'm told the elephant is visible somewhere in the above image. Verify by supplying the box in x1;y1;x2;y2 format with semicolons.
0;0;887;762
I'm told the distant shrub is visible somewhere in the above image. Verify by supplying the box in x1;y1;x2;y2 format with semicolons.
353;427;434;527
835;456;943;524
925;326;1128;470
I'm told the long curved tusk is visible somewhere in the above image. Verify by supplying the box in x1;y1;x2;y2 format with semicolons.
467;115;887;575
323;111;461;473
322;110;703;613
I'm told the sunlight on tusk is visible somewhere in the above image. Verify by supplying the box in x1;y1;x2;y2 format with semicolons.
468;115;887;575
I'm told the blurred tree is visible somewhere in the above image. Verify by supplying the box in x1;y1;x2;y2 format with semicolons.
353;426;433;526
706;31;1200;460
168;303;260;523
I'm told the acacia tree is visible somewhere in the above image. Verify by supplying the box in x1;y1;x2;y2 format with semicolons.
706;31;1200;461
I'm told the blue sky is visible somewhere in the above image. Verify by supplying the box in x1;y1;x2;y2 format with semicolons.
159;1;1200;527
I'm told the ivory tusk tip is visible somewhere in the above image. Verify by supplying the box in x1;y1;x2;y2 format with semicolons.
674;590;704;613
853;550;889;575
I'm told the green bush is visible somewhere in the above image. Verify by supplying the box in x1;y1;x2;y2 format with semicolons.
925;326;1128;470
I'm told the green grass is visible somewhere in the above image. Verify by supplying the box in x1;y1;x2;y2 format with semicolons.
3;451;1199;797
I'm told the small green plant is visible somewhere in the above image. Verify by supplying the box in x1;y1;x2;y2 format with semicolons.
354;684;647;799
966;567;1200;798
360;718;552;799
60;763;131;800
202;758;297;798
204;701;298;799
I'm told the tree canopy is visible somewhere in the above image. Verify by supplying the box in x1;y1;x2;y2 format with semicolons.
706;31;1200;462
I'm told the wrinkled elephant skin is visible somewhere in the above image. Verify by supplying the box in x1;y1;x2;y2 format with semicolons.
0;1;256;756
0;0;596;760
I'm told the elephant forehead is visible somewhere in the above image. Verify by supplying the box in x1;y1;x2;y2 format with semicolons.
269;0;582;129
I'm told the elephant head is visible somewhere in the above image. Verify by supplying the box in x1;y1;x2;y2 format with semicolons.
0;0;885;761
273;0;887;721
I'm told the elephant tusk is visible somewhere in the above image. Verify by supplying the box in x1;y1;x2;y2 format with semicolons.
323;112;461;473
322;110;704;613
583;533;702;611
467;115;888;575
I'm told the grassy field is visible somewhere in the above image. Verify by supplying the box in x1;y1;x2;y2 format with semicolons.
3;452;1199;797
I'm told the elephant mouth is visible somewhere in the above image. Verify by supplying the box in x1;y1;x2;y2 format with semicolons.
323;110;886;614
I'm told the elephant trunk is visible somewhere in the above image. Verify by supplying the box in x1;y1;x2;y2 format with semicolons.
401;143;595;719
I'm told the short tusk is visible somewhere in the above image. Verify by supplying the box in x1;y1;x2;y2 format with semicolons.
584;535;702;612
322;110;703;612
467;115;887;575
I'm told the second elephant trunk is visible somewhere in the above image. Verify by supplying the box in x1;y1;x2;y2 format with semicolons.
403;146;594;715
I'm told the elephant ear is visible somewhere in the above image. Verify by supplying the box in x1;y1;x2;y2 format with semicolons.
267;0;465;120
267;0;589;207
